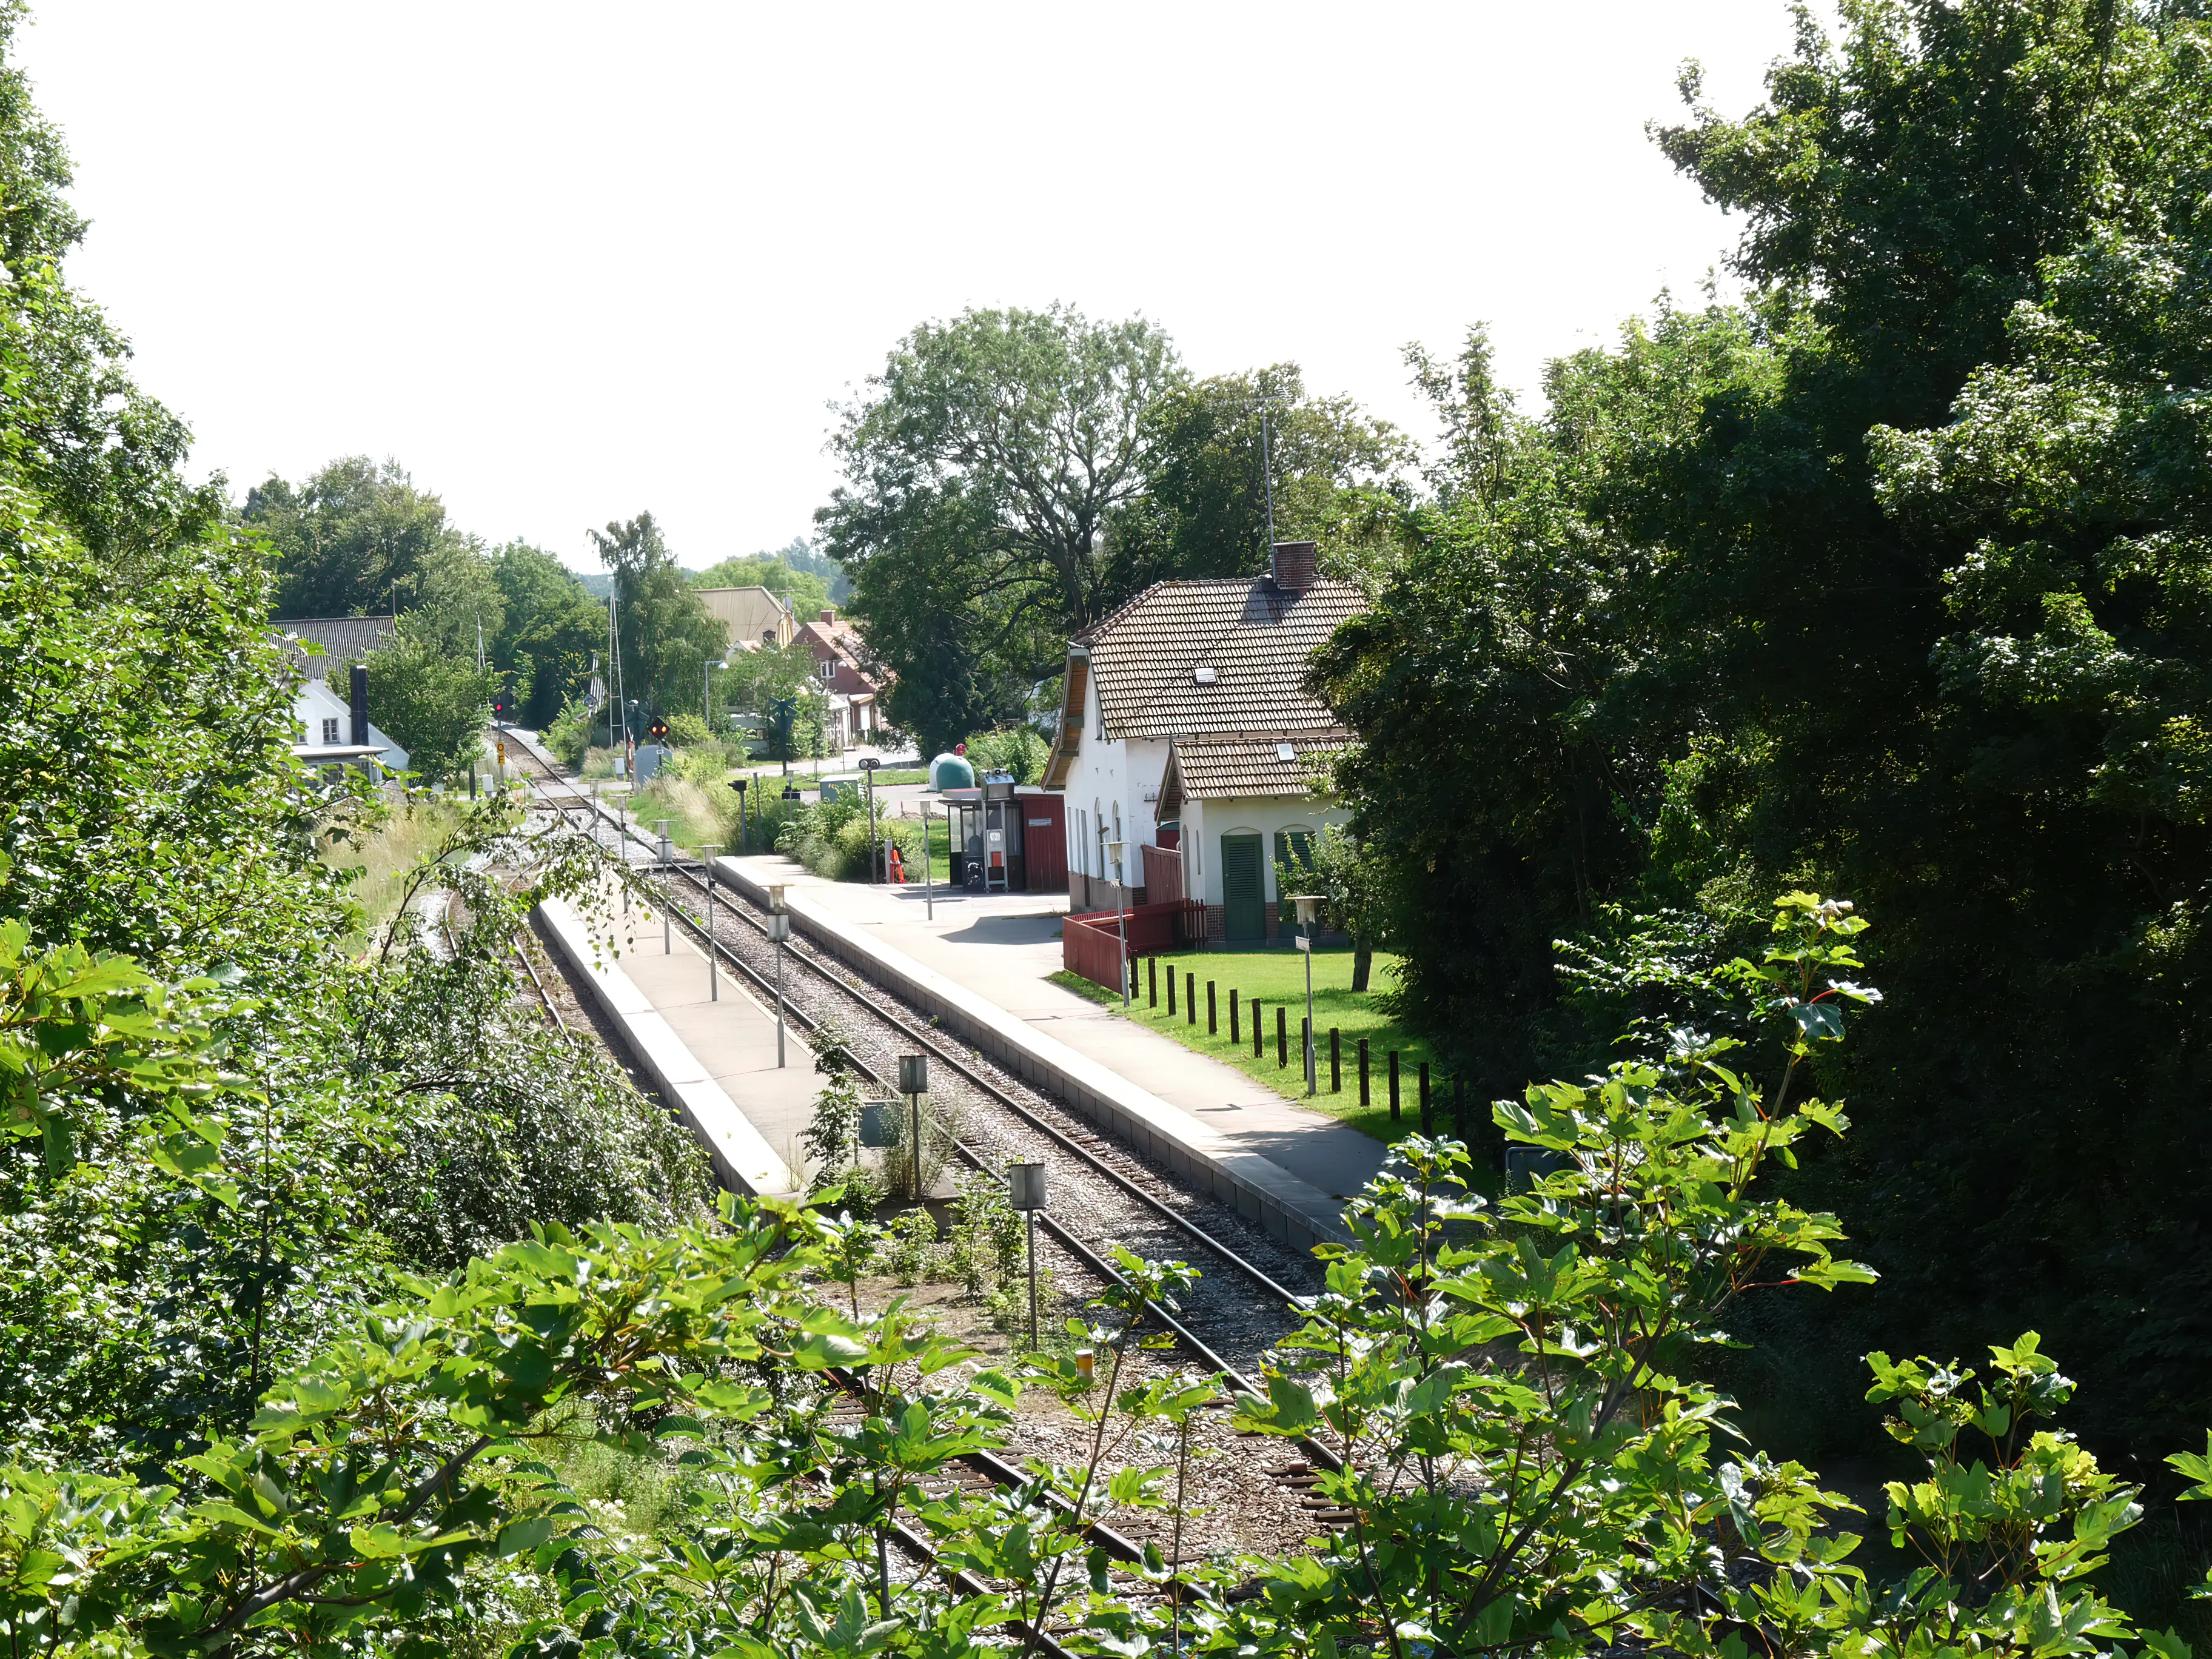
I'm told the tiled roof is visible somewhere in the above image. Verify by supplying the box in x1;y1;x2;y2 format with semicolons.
1076;577;1362;741
1158;728;1351;816
269;615;398;680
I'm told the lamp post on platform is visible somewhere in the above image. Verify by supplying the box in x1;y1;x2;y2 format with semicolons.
766;882;790;1067
1105;839;1129;1008
1290;894;1324;1096
702;846;722;1001
657;821;673;954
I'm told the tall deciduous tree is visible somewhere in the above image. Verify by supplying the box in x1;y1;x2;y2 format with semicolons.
488;541;602;726
247;456;467;622
1104;363;1415;594
589;510;726;721
1319;0;2212;1460
818;303;1182;643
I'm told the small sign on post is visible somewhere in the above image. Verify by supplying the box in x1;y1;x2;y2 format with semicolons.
898;1054;930;1202
1007;1162;1046;1346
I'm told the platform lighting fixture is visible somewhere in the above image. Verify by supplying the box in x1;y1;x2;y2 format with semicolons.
1193;665;1217;685
899;1054;930;1202
765;883;791;1067
703;657;727;730
697;846;722;1001
859;757;882;882
1290;894;1325;1094
657;821;674;954
1105;839;1130;1008
1007;1162;1047;1344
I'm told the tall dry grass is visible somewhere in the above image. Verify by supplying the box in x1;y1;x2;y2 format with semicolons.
629;775;739;857
326;795;465;943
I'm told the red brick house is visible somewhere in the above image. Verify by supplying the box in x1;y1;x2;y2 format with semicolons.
795;608;886;745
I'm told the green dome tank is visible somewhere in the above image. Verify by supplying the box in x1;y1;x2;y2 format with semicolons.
930;752;977;791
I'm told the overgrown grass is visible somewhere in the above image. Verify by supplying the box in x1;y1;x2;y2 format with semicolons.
325;795;465;944
1069;947;1444;1144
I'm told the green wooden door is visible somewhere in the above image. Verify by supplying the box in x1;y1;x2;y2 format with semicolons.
1222;833;1265;942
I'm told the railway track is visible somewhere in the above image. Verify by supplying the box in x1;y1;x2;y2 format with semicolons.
494;737;1358;1544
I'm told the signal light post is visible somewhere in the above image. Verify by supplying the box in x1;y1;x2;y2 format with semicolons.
859;756;881;882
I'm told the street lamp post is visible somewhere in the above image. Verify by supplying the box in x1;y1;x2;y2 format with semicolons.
1007;1162;1046;1346
703;657;726;730
899;1054;930;1202
766;883;790;1067
657;820;673;953
1105;840;1130;1007
1290;894;1324;1096
702;845;722;1001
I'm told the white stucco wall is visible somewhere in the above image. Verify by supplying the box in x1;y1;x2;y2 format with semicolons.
1064;667;1170;883
1180;796;1349;908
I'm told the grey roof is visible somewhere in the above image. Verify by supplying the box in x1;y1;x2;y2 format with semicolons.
270;615;398;680
1156;729;1350;819
1075;577;1362;742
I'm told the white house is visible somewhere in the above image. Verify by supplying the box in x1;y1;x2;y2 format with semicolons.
1042;541;1360;936
292;672;409;773
270;617;409;774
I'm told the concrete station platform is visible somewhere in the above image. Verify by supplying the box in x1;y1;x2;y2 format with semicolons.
714;854;1387;1246
537;881;815;1197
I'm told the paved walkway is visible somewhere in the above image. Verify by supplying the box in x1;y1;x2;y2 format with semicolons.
725;854;1390;1203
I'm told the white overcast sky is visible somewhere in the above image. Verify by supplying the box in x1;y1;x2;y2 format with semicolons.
19;2;1798;574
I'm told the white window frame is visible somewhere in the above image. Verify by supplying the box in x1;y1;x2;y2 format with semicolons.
321;717;341;744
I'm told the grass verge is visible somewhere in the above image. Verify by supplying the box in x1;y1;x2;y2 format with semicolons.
1054;948;1450;1145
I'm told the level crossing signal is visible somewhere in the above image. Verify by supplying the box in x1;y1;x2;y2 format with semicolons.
646;716;670;743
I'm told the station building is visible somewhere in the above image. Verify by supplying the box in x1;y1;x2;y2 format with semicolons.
1041;542;1359;943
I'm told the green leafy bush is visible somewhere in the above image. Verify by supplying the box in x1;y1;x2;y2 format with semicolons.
964;726;1049;783
665;711;711;748
545;695;592;767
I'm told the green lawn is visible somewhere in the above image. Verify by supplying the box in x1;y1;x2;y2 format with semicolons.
1051;948;1452;1145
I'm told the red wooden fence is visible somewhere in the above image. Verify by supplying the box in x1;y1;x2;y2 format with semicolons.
1062;900;1211;991
1139;842;1182;904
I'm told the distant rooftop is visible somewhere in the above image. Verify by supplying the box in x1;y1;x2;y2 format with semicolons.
269;615;398;680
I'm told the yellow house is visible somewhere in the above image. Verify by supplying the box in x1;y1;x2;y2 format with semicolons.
695;586;796;652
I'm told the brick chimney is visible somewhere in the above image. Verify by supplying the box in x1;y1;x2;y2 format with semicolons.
1269;541;1318;593
349;662;369;747
820;608;837;625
